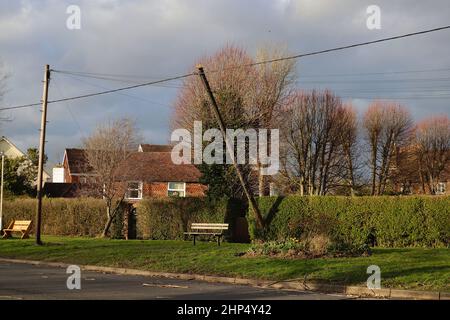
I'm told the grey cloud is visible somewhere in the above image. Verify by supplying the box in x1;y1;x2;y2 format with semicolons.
0;0;449;163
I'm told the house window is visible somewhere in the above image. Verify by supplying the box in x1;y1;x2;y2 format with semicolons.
126;181;143;199
436;182;446;195
168;182;185;197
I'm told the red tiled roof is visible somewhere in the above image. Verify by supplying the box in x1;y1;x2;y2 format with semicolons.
65;148;93;174
115;152;201;183
139;144;173;152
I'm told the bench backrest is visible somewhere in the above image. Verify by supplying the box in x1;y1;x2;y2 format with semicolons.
191;223;229;231
10;220;32;231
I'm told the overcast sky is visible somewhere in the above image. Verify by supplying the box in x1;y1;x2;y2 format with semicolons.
1;0;449;165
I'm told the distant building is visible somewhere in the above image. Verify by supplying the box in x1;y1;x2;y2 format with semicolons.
57;144;206;199
391;145;449;195
115;150;206;199
138;144;173;153
0;136;51;182
52;166;65;183
61;148;95;184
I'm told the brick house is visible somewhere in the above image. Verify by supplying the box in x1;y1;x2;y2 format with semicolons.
59;144;206;199
115;151;206;200
61;148;94;184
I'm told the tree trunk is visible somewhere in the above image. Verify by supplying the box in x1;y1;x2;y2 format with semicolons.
429;173;435;195
370;138;378;196
344;146;355;196
102;206;113;237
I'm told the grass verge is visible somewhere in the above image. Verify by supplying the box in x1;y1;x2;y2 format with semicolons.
0;236;448;292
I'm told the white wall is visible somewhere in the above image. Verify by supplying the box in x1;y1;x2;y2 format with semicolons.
52;167;65;183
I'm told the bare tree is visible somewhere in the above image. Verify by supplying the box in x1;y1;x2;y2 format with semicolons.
363;103;383;195
339;104;359;196
172;44;295;201
250;46;296;196
415;116;450;194
173;45;257;133
278;90;353;195
363;102;413;195
83;118;141;237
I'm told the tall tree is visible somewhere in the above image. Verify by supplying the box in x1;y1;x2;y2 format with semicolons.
339;104;359;196
83;118;141;237
172;45;295;199
278;90;354;195
250;46;295;196
363;102;413;195
415;116;450;194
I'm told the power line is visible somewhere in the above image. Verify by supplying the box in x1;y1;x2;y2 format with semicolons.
297;67;450;78
342;95;450;100
0;72;194;112
62;71;450;101
244;25;450;68
52;69;185;81
56;66;450;81
46;72;193;105
2;25;450;111
51;73;86;139
59;72;174;108
53;70;185;88
296;77;450;84
0;102;41;111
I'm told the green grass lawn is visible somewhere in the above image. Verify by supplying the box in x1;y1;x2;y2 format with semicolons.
0;236;448;292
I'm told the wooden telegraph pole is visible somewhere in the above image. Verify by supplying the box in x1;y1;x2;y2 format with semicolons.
35;64;50;245
197;66;265;229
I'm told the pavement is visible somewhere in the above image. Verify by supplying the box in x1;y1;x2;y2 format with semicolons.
0;261;354;300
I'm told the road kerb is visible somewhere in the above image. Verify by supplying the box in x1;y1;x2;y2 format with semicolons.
0;258;445;300
390;289;440;300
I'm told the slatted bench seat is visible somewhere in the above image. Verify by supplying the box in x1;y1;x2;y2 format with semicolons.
184;223;229;246
2;220;32;239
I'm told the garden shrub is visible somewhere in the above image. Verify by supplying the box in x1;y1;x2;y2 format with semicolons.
248;196;450;248
247;236;370;259
2;197;106;236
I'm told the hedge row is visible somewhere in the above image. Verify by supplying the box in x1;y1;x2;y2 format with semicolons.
4;196;448;247
2;198;106;236
135;197;245;240
248;196;450;248
2;197;245;239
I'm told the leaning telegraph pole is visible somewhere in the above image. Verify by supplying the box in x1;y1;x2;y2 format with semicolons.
197;66;265;229
35;64;50;245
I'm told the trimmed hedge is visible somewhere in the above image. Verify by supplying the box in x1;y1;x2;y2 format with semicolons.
248;196;450;248
135;197;245;240
2;197;246;240
2;198;106;236
5;196;445;247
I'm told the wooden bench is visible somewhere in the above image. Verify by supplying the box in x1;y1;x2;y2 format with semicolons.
2;220;32;239
184;223;229;246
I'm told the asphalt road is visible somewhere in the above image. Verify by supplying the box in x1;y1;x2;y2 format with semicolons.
0;261;353;300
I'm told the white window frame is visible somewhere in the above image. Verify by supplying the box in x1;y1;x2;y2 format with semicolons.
436;182;446;195
167;182;186;197
126;181;143;200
